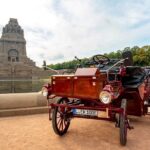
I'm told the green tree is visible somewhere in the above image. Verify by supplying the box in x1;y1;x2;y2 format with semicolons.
47;45;150;69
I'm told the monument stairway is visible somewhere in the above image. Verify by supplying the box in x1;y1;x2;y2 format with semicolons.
0;92;52;117
0;106;48;117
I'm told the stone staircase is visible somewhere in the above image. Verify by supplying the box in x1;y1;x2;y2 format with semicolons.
0;106;48;117
0;92;49;117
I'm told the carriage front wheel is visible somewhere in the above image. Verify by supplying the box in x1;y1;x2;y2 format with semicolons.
120;99;127;146
52;98;70;136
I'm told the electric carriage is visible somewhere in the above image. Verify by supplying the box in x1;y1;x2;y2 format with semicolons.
42;51;150;146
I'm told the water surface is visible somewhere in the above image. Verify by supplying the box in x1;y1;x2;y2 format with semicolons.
0;79;50;94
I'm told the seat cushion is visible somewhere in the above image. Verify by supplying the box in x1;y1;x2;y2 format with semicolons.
122;66;146;88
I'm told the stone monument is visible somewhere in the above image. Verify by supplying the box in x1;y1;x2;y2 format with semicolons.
0;18;55;80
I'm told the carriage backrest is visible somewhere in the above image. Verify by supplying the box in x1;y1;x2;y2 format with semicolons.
122;66;146;88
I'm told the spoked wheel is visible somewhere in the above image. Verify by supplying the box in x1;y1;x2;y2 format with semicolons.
52;98;70;136
120;99;127;146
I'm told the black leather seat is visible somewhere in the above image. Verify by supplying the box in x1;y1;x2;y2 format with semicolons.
122;66;146;88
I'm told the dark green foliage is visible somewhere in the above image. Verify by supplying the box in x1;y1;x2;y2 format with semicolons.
48;45;150;70
48;58;89;70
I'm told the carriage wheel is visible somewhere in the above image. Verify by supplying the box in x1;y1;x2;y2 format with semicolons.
120;99;127;146
52;98;70;136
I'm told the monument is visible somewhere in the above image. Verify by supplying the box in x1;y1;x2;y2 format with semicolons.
0;18;54;80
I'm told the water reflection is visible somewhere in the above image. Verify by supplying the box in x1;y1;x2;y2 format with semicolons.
0;79;50;94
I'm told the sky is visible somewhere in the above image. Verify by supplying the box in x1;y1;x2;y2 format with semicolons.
0;0;150;66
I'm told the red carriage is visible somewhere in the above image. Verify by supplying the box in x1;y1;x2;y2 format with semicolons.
42;51;150;146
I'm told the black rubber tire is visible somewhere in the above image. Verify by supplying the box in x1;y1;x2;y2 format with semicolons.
52;98;70;136
120;99;127;146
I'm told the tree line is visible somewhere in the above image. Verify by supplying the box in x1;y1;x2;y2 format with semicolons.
48;45;150;70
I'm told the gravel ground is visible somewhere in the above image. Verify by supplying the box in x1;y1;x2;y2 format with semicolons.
0;114;149;150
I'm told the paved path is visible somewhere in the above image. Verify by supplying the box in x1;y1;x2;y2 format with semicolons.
0;114;149;150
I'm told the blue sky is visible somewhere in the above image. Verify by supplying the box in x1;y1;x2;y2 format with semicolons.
0;0;150;66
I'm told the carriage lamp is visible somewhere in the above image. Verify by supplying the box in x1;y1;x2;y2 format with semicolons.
99;91;112;104
42;87;48;97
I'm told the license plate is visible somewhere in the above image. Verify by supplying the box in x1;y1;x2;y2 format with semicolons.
73;109;98;116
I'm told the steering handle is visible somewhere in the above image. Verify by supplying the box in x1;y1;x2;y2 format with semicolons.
92;54;110;68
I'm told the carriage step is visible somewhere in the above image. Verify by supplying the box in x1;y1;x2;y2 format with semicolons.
116;119;134;129
128;125;134;130
126;119;134;130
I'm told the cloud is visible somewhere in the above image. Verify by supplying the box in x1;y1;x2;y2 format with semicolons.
48;53;65;61
0;0;150;66
38;53;45;59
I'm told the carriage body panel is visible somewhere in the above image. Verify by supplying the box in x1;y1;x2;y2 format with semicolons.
51;68;106;100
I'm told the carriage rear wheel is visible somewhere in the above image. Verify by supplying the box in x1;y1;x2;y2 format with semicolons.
52;98;70;136
120;99;127;146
